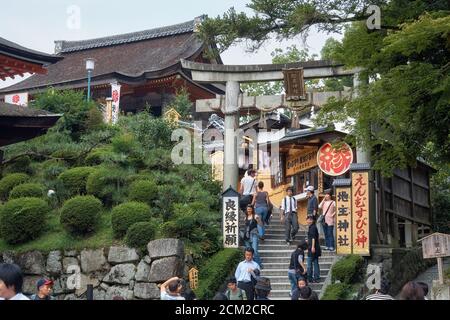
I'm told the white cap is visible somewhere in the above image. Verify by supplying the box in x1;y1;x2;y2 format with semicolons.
305;186;315;192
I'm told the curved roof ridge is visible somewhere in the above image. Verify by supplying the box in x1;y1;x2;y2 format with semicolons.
56;19;196;53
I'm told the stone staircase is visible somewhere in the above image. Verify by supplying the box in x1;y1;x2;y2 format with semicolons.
258;209;336;300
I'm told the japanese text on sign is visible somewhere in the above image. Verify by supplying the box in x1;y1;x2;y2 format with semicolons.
286;149;317;176
223;197;239;248
352;172;370;255
336;187;352;255
318;142;353;176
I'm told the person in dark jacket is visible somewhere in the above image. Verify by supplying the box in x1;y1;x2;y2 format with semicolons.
287;242;308;295
306;215;321;283
254;277;272;300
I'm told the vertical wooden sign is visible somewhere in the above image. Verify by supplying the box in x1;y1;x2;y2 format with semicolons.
352;171;370;256
336;186;353;255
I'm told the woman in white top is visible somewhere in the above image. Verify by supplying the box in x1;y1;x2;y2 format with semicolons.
319;191;336;251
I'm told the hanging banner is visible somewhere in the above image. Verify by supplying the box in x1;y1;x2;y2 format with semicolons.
336;187;352;255
110;83;121;124
222;187;239;248
286;148;317;176
5;92;28;107
317;142;353;176
352;171;370;255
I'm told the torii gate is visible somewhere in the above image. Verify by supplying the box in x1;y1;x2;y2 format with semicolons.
181;59;366;191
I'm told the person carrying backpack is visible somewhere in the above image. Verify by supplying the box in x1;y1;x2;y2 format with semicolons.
225;277;247;300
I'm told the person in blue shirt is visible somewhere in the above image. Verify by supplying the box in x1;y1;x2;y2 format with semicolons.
234;247;260;300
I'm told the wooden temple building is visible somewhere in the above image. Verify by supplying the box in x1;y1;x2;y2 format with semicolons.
0;18;224;123
0;37;61;148
204;105;435;249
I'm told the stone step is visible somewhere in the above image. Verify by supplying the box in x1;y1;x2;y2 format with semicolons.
261;257;335;264
269;289;320;298
258;250;336;257
262;262;333;269
261;276;326;285
270;282;324;291
261;269;329;277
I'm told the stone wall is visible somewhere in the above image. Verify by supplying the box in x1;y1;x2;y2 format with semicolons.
370;245;436;295
0;239;187;300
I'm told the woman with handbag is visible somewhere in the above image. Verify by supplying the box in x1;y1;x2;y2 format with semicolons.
318;191;336;251
241;204;263;268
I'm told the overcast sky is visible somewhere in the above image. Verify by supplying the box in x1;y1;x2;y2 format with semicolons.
0;0;342;89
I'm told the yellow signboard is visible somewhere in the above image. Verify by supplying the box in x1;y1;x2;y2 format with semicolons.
351;172;370;256
286;149;317;176
336;187;352;255
189;267;199;290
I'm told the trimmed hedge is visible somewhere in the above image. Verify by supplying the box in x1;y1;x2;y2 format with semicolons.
60;195;102;236
0;197;49;244
9;183;45;199
111;202;152;238
321;283;352;300
58;167;95;196
331;255;365;284
125;221;158;249
194;249;242;300
0;173;29;201
128;180;158;205
3;156;31;174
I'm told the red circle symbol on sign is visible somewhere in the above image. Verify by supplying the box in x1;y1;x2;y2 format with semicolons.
12;95;20;104
317;142;353;176
112;90;119;103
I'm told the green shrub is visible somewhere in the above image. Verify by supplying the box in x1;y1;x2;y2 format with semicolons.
51;149;80;160
9;183;45;199
0;173;29;201
194;249;242;300
60;195;102;236
321;283;352;300
3;156;32;175
331;255;365;284
162;202;221;259
58;167;95;196
85;146;114;166
41;159;68;181
445;266;450;280
111;202;152;238
112;133;136;154
86;167;127;206
128;180;158;205
0;197;49;244
125;221;158;249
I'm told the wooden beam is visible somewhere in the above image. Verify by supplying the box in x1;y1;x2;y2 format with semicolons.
0;54;48;75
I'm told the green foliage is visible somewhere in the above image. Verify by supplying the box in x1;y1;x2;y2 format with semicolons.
125;221;158;249
0;197;49;244
0;173;29;201
167;87;193;120
85;106;105;131
118;112;175;150
321;283;352;300
2;156;32;175
162;202;221;259
58;167;95;197
431;165;450;234
112;133;137;154
40;159;68;181
60;195;102;236
445;266;450;280
84;146;115;166
316;13;450;176
9;183;45;199
31;89;99;140
331;255;365;284
86;167;129;206
128;180;158;205
111;202;153;238
194;249;242;300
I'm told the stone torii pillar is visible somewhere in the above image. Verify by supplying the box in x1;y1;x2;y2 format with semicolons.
181;59;362;191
